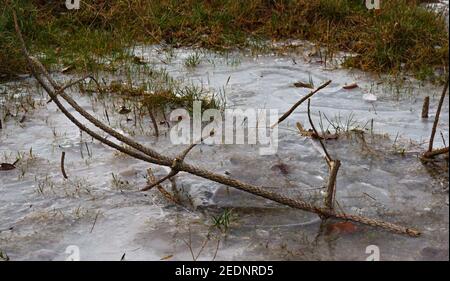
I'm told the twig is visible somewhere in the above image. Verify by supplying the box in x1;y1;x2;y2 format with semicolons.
61;151;68;179
90;211;100;233
307;100;332;164
145;168;180;204
428;75;449;152
421;96;430;118
147;106;159;137
307;99;340;210
271;80;332;128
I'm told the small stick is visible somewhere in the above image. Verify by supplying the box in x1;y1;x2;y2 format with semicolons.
271;80;332;128
421;96;430;118
105;108;110;125
145;168;180;204
307;99;340;210
428;76;449;152
307;100;332;164
90;211;100;233
147;106;159;137
325;160;341;209
61;151;68;179
440;131;447;147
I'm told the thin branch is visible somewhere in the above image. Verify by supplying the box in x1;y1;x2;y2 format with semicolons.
60;151;68;179
428;75;449;152
271;80;332;128
307;99;340;210
307;99;332;164
147;106;159;137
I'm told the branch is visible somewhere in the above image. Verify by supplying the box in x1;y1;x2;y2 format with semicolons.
422;146;449;159
307;99;340;210
271;80;332;128
428;75;449;152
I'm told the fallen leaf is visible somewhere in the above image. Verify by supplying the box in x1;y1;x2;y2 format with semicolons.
343;82;358;90
118;106;132;115
132;56;146;65
0;163;16;171
270;163;290;175
293;81;314;89
326;221;358;235
296;122;338;140
61;65;74;73
160;255;174;260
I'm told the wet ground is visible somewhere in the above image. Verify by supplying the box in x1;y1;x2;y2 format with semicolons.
0;44;448;261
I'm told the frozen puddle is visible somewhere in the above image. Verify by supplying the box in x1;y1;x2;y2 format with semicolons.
0;46;448;260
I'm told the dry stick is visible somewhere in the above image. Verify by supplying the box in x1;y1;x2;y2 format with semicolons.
307;100;332;164
90;211;100;233
146;168;180;204
307;99;340;210
421;96;430;119
428;75;449;153
141;136;208;191
147;106;159;137
12;11;420;237
61;151;68;179
271;80;332;128
47;74;98;103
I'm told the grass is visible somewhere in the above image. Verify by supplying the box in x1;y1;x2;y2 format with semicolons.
79;65;225;113
0;0;448;82
212;208;234;232
0;250;10;261
184;52;202;68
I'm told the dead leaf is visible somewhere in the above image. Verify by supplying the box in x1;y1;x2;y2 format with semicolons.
343;82;358;90
0;163;16;171
132;56;146;65
296;122;338;140
270;163;290;175
118;106;131;115
326;221;358;235
160;255;174;260
61;65;74;73
293;81;314;89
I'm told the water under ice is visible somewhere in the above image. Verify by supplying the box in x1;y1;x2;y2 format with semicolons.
0;45;448;261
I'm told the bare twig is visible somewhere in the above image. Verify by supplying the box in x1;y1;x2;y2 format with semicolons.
147;106;159;137
61;151;68;179
428;76;449;153
421;96;430;118
271;80;332;128
307;100;332;164
90;211;100;233
307;99;340;210
145;168;180;204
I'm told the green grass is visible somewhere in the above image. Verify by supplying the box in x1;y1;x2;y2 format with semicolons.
212;208;234;232
1;0;448;82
